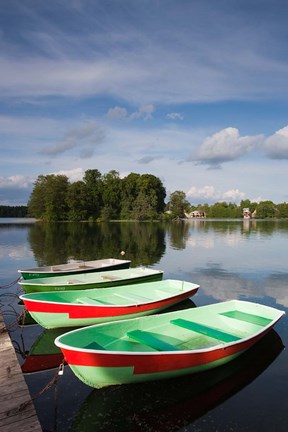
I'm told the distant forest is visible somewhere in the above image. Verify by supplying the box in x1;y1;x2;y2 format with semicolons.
2;168;288;220
0;205;28;218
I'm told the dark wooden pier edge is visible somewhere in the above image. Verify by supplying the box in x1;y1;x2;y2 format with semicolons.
0;312;42;431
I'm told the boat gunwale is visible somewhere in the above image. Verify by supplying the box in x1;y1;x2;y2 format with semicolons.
19;280;199;308
54;301;285;356
18;268;164;287
54;327;273;356
18;258;131;275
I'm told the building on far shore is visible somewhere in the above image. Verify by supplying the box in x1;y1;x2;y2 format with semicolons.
184;210;206;218
243;208;256;218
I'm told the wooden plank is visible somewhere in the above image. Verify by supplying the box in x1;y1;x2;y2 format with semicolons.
0;312;42;431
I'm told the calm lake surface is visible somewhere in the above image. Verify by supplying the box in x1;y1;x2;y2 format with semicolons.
0;219;287;431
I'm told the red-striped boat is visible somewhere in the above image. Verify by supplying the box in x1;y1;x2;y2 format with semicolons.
20;279;199;329
55;300;285;388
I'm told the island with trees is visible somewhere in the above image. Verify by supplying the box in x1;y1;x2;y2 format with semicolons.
2;169;288;220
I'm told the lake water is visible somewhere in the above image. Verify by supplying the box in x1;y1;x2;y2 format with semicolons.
0;219;287;431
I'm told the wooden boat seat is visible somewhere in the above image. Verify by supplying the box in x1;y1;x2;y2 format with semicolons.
127;329;179;351
170;319;241;342
76;297;111;305
219;310;272;326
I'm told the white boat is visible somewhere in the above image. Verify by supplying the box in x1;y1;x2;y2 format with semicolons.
18;258;131;280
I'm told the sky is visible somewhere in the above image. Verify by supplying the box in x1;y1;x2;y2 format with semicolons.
1;0;288;207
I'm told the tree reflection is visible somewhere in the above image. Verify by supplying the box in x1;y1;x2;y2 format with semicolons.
28;222;166;267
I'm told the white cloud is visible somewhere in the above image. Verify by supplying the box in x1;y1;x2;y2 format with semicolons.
106;107;129;121
166;112;183;121
40;121;106;156
0;175;31;189
186;186;216;201
1;1;288;108
129;104;155;120
51;168;84;182
106;104;155;121
265;125;288;159
186;185;246;203
0;175;33;205
192;127;263;167
222;189;246;202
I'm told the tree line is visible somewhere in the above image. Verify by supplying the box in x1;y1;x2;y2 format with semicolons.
0;205;28;218
168;191;288;219
27;169;166;222
2;169;288;220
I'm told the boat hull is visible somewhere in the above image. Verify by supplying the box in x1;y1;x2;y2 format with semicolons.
55;300;285;388
19;258;131;279
20;280;199;329
19;267;164;293
65;342;255;388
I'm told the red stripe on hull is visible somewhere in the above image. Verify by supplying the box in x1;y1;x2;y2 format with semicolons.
61;331;267;374
23;290;196;319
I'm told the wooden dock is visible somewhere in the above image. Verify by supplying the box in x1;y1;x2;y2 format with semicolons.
0;312;42;431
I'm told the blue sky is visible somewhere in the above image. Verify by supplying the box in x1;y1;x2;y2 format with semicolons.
1;0;288;206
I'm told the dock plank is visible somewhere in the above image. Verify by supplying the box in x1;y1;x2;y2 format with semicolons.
0;312;42;431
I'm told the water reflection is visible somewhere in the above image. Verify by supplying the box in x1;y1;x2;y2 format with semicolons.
1;220;288;431
21;328;66;374
27;222;166;267
70;330;283;432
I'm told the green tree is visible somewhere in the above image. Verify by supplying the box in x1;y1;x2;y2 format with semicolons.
168;191;190;219
67;181;89;221
28;174;69;221
210;201;242;218
255;200;277;218
101;170;122;219
276;202;288;218
0;205;27;217
240;199;252;209
132;190;157;220
138;174;166;214
121;173;141;219
209;202;232;218
83;169;103;220
27;175;47;218
131;174;166;220
44;175;69;221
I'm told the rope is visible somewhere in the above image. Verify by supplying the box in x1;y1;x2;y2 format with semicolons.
0;276;21;289
18;360;65;411
0;308;26;333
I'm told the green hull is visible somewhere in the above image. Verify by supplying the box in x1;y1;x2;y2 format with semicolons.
19;267;163;293
19;258;131;279
69;354;241;388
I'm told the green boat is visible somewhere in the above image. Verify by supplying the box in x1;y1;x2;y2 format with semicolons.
55;300;285;388
18;258;131;280
18;267;164;294
70;330;283;432
19;279;199;329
